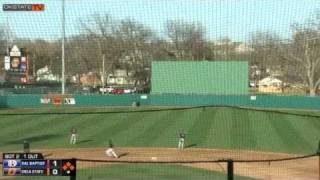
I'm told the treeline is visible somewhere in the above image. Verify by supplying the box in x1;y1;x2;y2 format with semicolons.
0;12;320;96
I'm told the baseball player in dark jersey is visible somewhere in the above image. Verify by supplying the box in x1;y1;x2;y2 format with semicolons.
23;140;30;153
178;131;185;149
105;139;119;158
317;139;320;154
70;127;77;144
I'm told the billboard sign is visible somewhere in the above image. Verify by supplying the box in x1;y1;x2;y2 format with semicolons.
9;45;21;57
4;45;27;73
40;95;76;105
4;56;10;70
11;57;20;69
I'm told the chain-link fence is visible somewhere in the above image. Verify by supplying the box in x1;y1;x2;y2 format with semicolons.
1;1;320;180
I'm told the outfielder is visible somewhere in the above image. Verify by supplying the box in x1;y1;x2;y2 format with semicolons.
23;140;30;153
70;127;77;144
178;131;185;149
105;139;119;158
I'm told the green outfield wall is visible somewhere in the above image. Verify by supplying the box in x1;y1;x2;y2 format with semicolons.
151;61;249;95
0;94;319;110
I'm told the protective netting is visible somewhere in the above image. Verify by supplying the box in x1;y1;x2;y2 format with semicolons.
1;154;319;180
0;0;320;95
76;155;320;180
0;106;319;179
1;1;320;180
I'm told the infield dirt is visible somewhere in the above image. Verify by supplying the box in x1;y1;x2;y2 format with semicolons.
1;147;316;180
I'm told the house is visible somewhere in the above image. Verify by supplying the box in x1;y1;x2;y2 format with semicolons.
107;69;135;86
258;76;283;93
259;76;283;86
36;65;60;83
80;72;101;87
235;43;254;53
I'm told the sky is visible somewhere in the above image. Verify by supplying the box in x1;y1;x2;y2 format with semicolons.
0;0;320;42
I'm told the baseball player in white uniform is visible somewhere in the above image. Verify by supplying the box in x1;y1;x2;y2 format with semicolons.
70;127;77;145
105;140;119;158
178;131;185;149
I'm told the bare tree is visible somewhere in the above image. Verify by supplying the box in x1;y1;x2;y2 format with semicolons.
114;19;154;85
80;15;155;86
280;30;320;96
0;25;7;53
249;32;286;78
79;14;119;76
17;39;61;75
278;11;320;96
0;25;8;72
166;20;206;60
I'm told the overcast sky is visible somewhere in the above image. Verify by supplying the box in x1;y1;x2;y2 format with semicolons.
1;0;320;42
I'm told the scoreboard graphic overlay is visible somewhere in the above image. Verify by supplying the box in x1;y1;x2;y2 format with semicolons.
2;153;76;177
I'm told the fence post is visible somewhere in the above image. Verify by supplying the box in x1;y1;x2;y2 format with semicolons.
70;175;76;180
227;159;234;180
317;139;320;155
317;140;320;180
70;158;76;180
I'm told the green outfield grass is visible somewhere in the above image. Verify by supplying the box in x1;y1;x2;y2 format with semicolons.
0;106;319;154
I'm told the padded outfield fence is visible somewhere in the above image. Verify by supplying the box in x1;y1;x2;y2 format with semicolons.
0;94;320;110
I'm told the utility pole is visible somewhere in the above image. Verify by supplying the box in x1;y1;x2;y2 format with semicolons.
6;16;10;54
61;0;66;94
32;54;36;77
102;54;105;94
318;140;320;180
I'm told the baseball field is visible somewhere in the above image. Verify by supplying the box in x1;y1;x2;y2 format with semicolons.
0;106;319;179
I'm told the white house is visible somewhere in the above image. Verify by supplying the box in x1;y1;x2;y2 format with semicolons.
258;76;283;93
235;43;254;53
107;69;135;86
259;76;283;87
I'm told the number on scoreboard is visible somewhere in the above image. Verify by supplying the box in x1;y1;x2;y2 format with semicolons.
49;160;61;176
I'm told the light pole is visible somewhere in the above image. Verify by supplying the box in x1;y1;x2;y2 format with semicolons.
101;53;106;94
5;17;10;54
61;0;65;94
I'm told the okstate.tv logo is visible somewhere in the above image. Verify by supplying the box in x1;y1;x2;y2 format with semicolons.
3;4;45;11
